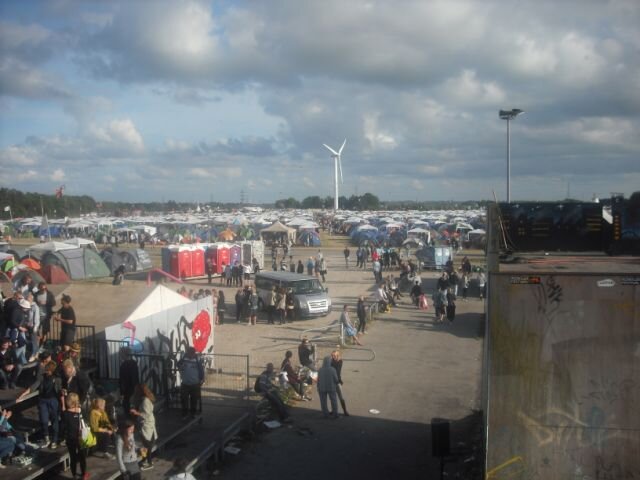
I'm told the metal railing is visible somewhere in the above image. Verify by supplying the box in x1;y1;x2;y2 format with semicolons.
49;322;97;369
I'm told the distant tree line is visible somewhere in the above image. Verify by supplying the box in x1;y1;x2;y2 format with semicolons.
274;193;381;210
0;188;96;218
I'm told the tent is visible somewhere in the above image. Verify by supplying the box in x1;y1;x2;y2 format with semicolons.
100;247;152;274
217;229;236;241
41;264;71;284
297;230;321;246
20;258;41;270
41;247;110;280
260;221;296;245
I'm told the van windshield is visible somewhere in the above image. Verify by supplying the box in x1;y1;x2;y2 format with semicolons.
292;279;324;295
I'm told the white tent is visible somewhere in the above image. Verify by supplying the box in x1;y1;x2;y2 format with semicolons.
64;237;98;250
124;284;192;324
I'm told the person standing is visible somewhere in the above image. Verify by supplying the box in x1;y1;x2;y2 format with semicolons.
234;289;243;323
119;347;139;419
267;286;276;325
0;337;22;389
297;338;315;369
343;247;350;269
319;257;327;283
296;260;304;274
17;357;60;448
248;287;259;326
449;270;459;297
289;256;296;273
317;356;339;419
285;288;295;322
331;350;349;416
446;288;457;323
62;392;89;480
306;257;314;276
275;288;286;325
217;290;226;324
340;305;362;346
372;259;382;284
35;283;56;348
116;420;140;480
177;347;204;419
205;257;214;285
54;294;76;347
461;273;470;300
356;296;367;335
129;384;156;471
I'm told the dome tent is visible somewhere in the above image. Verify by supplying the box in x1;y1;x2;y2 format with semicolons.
41;247;110;280
41;264;71;284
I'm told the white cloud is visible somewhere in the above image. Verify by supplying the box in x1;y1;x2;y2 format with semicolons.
51;168;66;181
88;118;144;153
0;145;39;166
363;113;397;151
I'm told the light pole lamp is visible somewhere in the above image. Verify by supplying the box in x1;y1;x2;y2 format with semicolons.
499;108;524;203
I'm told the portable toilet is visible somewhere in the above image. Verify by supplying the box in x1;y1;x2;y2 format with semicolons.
191;246;205;277
213;244;230;274
170;247;192;279
241;242;252;266
230;244;242;266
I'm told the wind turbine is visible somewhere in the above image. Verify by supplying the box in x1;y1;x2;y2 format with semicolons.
322;139;346;210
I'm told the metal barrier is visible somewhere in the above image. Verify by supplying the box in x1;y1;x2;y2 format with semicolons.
165;352;251;412
49;322;97;368
97;339;171;406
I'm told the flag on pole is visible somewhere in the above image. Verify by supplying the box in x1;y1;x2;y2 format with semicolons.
3;206;10;212
55;185;66;199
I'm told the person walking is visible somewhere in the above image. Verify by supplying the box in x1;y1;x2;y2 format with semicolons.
461;273;470;300
372;259;382;284
446;288;457;323
267;286;276;325
319;257;327;283
356;296;367;334
116;420;140;480
317;356;339;419
296;260;304;274
331;350;349;416
340;305;362;346
178;347;204;419
248;287;259;325
129;384;156;471
343;247;350;269
275;288;286;325
234;289;243;323
62;392;89;480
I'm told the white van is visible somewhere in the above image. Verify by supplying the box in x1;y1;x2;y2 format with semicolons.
254;271;332;318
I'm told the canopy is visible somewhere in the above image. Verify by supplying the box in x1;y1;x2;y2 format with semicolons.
260;221;296;233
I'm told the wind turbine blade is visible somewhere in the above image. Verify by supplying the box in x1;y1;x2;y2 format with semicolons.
338;156;343;183
323;144;339;156
338;139;346;155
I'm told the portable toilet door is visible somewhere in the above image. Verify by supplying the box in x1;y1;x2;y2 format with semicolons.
161;247;172;273
169;248;181;277
191;247;205;277
230;244;241;266
241;242;252;266
217;244;230;273
205;247;218;274
178;248;193;279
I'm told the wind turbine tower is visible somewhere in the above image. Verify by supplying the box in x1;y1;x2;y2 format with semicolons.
322;139;346;210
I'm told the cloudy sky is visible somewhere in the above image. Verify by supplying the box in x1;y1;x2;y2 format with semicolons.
1;0;639;203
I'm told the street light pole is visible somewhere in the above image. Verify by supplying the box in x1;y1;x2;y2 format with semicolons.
499;109;524;203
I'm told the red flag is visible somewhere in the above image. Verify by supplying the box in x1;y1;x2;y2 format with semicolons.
55;185;66;199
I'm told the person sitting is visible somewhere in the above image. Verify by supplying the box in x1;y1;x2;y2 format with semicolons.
0;408;33;464
388;276;402;300
410;281;423;306
297;338;315;369
280;351;306;400
255;363;290;422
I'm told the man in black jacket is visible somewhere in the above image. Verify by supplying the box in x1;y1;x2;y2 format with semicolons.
118;347;139;418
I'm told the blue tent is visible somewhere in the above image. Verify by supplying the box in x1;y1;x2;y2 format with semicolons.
297;231;321;246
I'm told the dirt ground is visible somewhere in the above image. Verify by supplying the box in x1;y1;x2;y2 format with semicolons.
9;239;486;479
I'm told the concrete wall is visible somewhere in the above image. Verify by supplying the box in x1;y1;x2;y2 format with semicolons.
485;273;640;479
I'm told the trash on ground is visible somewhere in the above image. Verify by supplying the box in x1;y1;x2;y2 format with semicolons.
369;409;380;415
264;420;282;429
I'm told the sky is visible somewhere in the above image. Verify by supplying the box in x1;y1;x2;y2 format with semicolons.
1;0;639;204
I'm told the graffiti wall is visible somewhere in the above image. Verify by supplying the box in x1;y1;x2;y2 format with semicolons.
104;296;214;390
486;273;640;479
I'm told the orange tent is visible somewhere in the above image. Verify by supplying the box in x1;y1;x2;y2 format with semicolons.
21;258;41;270
217;229;236;241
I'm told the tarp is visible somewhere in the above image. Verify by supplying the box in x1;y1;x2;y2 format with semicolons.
41;264;71;284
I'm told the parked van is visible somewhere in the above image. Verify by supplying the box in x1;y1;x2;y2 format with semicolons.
254;271;332;318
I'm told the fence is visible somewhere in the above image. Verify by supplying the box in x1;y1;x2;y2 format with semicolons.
97;339;171;405
166;353;251;412
49;322;97;370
